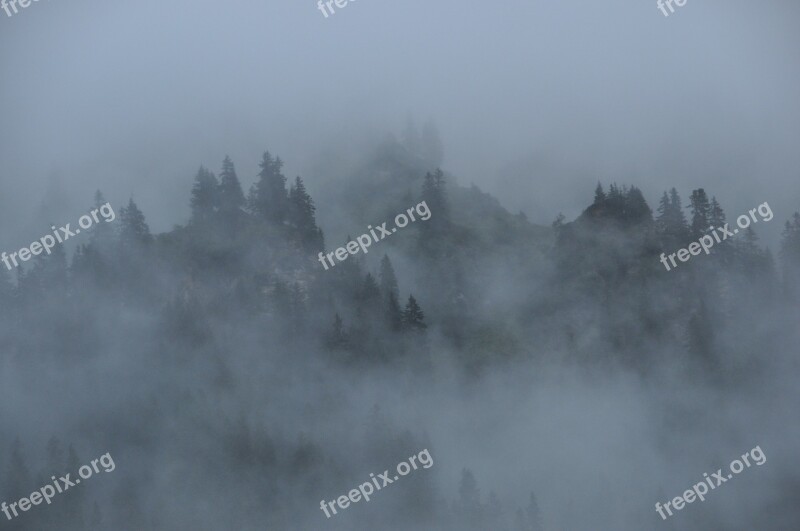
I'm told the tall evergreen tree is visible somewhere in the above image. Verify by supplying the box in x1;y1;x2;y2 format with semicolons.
288;176;322;250
656;188;689;248
623;186;653;226
456;468;484;529
594;182;606;204
248;151;288;224
218;156;245;212
422;169;448;216
119;198;152;246
688;188;712;240
190;166;220;225
526;491;543;531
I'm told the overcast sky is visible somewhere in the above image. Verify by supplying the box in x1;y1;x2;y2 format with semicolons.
1;0;798;246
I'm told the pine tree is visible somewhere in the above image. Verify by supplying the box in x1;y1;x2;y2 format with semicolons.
402;295;426;331
422;169;448;221
656;188;689;248
120;198;152;246
709;197;726;228
288;176;321;250
689;188;712;240
379;254;399;299
248;151;288;224
189;166;220;225
456;468;484;529
623;186;653;226
655;191;671;233
218;156;245;212
594;182;606;204
526;491;543;531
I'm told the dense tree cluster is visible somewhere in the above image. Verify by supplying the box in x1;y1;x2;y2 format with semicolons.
1;137;798;529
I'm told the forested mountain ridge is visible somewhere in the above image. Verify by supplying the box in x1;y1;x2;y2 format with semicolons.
1;135;799;530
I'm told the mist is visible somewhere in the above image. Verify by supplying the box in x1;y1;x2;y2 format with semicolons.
1;0;799;529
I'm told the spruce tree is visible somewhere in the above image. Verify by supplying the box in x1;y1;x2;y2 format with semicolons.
594;182;606;204
249;151;288;224
656;188;689;248
288;176;321;250
689;188;712;240
402;295;426;331
218;156;245;211
120;198;152;246
421;169;448;220
190;166;220;225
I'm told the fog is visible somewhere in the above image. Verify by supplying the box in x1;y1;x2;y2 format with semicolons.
1;0;799;529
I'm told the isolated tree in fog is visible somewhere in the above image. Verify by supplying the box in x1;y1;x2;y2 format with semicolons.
189;166;220;225
526;491;543;531
402;295;426;331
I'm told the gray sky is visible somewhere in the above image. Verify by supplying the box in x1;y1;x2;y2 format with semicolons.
1;0;798;246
